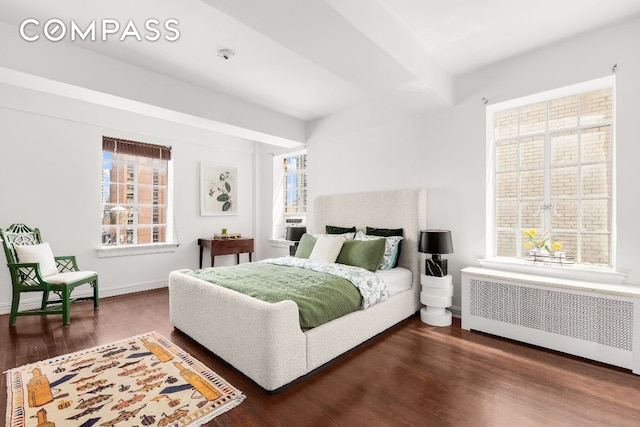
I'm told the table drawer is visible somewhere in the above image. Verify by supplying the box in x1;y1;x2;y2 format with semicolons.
211;239;254;255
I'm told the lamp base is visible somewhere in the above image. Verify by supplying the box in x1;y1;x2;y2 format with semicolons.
420;274;453;327
425;258;448;276
289;242;299;256
420;307;452;327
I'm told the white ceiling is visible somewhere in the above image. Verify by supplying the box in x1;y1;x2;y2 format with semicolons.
1;0;639;122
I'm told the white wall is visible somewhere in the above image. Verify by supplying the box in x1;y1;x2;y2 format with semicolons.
0;20;305;147
305;16;640;309
0;84;257;313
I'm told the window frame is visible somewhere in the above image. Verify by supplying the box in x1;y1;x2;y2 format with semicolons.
272;149;307;240
97;136;177;257
484;76;620;280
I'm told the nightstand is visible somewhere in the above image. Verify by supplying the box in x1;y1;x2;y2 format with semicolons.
198;237;254;268
420;274;453;326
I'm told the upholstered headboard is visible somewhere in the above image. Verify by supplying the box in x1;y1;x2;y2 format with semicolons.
312;188;427;304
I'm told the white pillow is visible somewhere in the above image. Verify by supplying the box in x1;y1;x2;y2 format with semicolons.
14;242;58;277
309;235;346;264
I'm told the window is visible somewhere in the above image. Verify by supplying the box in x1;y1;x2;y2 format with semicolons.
101;136;172;247
284;153;307;216
487;77;614;267
273;150;307;239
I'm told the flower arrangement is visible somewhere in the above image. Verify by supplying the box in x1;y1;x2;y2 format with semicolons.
523;229;563;254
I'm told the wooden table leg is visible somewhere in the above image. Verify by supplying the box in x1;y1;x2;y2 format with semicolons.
236;254;240;264
211;252;215;267
249;253;252;263
199;246;204;269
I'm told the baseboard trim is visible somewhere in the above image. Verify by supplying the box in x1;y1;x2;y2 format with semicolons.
0;280;168;315
449;305;461;319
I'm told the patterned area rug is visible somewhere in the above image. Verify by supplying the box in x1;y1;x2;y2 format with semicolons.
5;332;245;427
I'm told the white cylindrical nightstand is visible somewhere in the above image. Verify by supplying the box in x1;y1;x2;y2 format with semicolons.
420;274;453;326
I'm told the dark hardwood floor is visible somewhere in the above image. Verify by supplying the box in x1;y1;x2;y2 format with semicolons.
2;288;640;426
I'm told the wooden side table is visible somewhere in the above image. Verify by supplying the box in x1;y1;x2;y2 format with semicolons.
198;238;254;268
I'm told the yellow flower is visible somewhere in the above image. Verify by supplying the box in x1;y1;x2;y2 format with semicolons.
522;229;560;255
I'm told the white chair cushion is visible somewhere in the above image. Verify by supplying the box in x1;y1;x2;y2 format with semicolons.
44;271;97;285
14;242;58;277
309;235;346;264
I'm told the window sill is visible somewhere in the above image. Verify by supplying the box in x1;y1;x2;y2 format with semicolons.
478;257;627;285
96;243;179;258
268;239;292;248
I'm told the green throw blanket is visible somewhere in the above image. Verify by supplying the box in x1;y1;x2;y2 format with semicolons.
188;262;363;330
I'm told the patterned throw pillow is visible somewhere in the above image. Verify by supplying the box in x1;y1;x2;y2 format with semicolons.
354;231;403;270
366;227;404;268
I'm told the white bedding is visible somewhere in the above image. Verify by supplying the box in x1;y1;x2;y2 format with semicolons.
376;267;413;296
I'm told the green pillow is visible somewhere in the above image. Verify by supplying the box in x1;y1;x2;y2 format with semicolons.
326;225;356;234
366;226;403;237
336;238;386;272
294;234;317;258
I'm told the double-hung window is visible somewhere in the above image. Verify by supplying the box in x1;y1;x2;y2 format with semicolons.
273;150;307;239
487;76;614;267
284;152;307;216
101;136;172;247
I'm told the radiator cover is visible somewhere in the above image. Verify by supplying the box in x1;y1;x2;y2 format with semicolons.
462;267;640;374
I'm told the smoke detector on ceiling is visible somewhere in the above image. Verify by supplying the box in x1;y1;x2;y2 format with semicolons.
217;49;235;60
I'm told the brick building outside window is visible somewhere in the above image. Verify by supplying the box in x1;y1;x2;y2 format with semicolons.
101;137;172;246
487;76;614;267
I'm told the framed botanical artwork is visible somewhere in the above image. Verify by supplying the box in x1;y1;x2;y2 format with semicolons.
200;163;238;215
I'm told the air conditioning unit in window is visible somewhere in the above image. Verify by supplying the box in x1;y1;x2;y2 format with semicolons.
285;218;305;226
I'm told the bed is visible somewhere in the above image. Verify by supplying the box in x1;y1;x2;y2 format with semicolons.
169;188;426;391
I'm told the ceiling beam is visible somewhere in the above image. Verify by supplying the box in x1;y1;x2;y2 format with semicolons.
0;21;305;147
204;0;453;114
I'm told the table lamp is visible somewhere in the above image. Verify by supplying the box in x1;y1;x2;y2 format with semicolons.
285;226;306;242
286;226;306;256
418;230;453;276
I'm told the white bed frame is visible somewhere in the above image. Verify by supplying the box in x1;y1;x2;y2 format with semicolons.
169;188;427;391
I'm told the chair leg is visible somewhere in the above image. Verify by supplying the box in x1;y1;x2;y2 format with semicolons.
41;291;50;310
62;288;71;325
9;291;20;326
93;278;99;309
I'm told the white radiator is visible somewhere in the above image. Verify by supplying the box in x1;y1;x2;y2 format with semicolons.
461;267;640;374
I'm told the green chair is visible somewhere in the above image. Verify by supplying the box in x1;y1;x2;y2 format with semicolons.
0;223;99;326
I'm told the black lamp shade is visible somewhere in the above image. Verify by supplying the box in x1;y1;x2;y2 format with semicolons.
419;230;453;255
285;226;306;242
419;230;453;276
